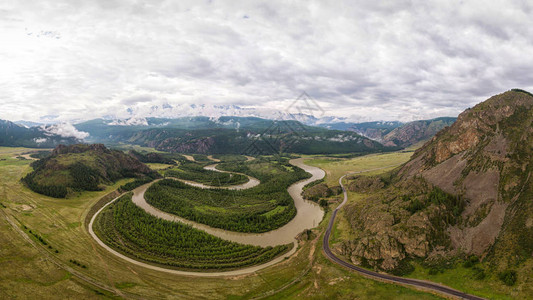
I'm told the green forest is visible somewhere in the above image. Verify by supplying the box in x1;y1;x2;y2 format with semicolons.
164;161;249;187
93;194;290;270
145;157;310;233
21;144;158;198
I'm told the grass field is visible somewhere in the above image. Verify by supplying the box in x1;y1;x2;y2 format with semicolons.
0;146;445;299
306;151;413;187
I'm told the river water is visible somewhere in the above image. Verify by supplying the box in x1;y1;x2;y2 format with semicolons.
131;158;325;247
88;157;325;276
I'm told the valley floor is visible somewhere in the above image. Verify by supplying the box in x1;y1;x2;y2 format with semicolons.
1;146;526;299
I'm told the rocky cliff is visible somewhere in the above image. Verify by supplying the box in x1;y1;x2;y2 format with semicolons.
381;117;456;148
341;90;533;274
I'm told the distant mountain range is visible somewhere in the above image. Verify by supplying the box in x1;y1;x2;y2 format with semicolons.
2;95;458;154
74;116;390;155
0;119;83;148
1;114;458;153
319;117;457;148
106;102;343;126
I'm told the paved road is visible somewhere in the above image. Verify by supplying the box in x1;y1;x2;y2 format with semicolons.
322;173;486;300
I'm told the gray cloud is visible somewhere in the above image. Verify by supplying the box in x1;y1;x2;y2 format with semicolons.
41;123;89;140
0;0;532;123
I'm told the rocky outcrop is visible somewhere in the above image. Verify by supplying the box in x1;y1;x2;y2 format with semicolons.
342;177;438;270
342;90;533;271
303;182;342;201
381;117;456;148
347;175;385;193
52;143;110;155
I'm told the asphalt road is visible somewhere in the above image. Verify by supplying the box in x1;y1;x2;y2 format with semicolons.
322;174;486;300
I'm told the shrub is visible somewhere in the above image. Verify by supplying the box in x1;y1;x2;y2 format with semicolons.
472;266;486;280
391;260;415;276
428;268;440;275
498;269;517;286
463;255;479;268
406;199;425;214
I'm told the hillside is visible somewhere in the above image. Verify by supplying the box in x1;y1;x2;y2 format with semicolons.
381;117;457;148
340;90;533;280
319;118;456;148
0;119;81;148
328;121;403;141
22;144;158;198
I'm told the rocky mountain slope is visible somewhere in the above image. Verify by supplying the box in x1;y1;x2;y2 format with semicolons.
340;90;533;276
320;118;456;148
22;144;158;198
381;117;456;148
321;121;402;141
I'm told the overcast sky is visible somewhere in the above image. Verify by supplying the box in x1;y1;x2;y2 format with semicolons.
1;0;533;123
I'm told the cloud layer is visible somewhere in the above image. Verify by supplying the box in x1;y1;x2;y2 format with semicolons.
1;0;532;123
41;123;90;140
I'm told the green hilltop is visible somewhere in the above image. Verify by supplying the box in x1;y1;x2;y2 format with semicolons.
22;144;159;198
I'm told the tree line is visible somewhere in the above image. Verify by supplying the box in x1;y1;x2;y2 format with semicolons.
145;157;311;233
93;194;289;270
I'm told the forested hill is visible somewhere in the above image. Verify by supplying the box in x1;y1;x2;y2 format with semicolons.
22;144;159;198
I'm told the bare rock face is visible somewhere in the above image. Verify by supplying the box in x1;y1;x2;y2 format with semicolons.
342;90;533;271
448;202;508;255
382;118;456;148
342;177;435;270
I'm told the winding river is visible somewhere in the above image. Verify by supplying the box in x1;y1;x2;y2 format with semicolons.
173;163;260;190
88;157;325;276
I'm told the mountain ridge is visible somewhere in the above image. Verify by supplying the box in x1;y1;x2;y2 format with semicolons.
340;90;533;280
